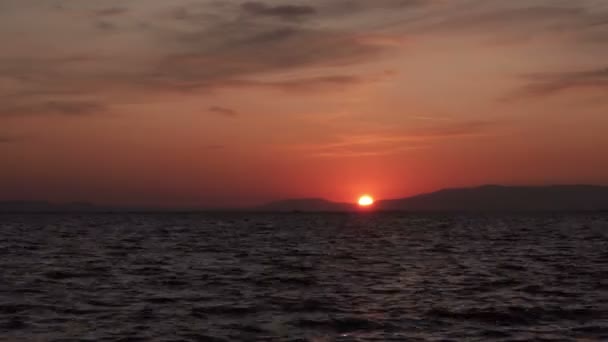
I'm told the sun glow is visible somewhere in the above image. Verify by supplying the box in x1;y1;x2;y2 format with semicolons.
358;195;374;207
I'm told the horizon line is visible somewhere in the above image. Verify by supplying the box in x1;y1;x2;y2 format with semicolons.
2;183;608;210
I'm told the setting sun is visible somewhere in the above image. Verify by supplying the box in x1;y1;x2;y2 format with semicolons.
358;195;375;207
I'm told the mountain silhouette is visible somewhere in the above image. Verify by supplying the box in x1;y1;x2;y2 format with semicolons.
0;201;109;212
259;185;608;212
3;185;608;212
377;185;608;211
256;198;354;212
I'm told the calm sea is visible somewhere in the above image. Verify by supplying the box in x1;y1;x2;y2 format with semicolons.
1;213;607;341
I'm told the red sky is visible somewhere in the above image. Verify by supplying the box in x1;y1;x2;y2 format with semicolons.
1;0;608;207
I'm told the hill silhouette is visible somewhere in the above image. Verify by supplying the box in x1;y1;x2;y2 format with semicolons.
0;201;99;212
377;185;608;211
259;185;608;212
256;198;354;212
3;185;608;212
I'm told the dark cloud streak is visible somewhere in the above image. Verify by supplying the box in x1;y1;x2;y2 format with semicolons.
146;22;391;94
2;0;607;118
94;7;128;17
423;3;608;45
241;2;316;20
0;136;17;144
209;106;238;117
206;144;226;149
222;75;366;93
515;68;608;99
0;100;106;117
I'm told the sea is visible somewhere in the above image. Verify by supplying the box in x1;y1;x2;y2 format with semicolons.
1;212;607;341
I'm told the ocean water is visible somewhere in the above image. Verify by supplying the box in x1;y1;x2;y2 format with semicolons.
1;213;607;341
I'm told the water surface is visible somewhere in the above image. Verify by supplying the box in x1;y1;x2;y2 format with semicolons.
1;213;607;341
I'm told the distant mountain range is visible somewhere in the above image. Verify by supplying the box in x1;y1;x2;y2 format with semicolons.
0;201;110;212
257;185;608;212
377;185;608;212
2;185;608;212
256;198;354;212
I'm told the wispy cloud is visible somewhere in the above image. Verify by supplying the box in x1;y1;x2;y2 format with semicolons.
322;0;428;15
215;75;371;93
422;1;608;44
0;0;403;116
0;136;18;144
94;7;128;17
209;106;238;117
0;100;106;117
512;67;608;99
96;21;117;31
206;144;226;150
153;25;393;89
292;121;497;157
1;0;607;118
241;2;317;20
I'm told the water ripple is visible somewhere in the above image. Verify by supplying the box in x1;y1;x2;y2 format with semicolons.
0;213;607;341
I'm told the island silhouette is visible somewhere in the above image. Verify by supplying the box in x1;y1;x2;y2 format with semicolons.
257;185;608;212
3;185;608;212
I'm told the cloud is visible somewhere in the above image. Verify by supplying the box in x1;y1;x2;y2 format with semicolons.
94;7;128;17
435;6;585;30
206;144;226;149
0;100;106;117
305;136;427;157
421;2;608;45
140;22;394;95
293;121;496;157
241;2;317;20
0;136;17;144
264;75;364;92
209;106;238;117
96;21;116;31
0;0;403;117
161;23;390;74
514;67;608;99
214;75;368;93
324;0;427;14
1;0;607;119
43;100;105;115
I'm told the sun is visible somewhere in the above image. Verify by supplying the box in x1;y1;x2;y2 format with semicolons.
358;195;375;207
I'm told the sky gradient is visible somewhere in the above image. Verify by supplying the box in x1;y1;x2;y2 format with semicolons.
1;0;607;207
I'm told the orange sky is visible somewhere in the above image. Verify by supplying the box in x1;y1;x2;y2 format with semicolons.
1;0;608;207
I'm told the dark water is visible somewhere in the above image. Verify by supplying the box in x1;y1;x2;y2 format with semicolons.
1;213;607;341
